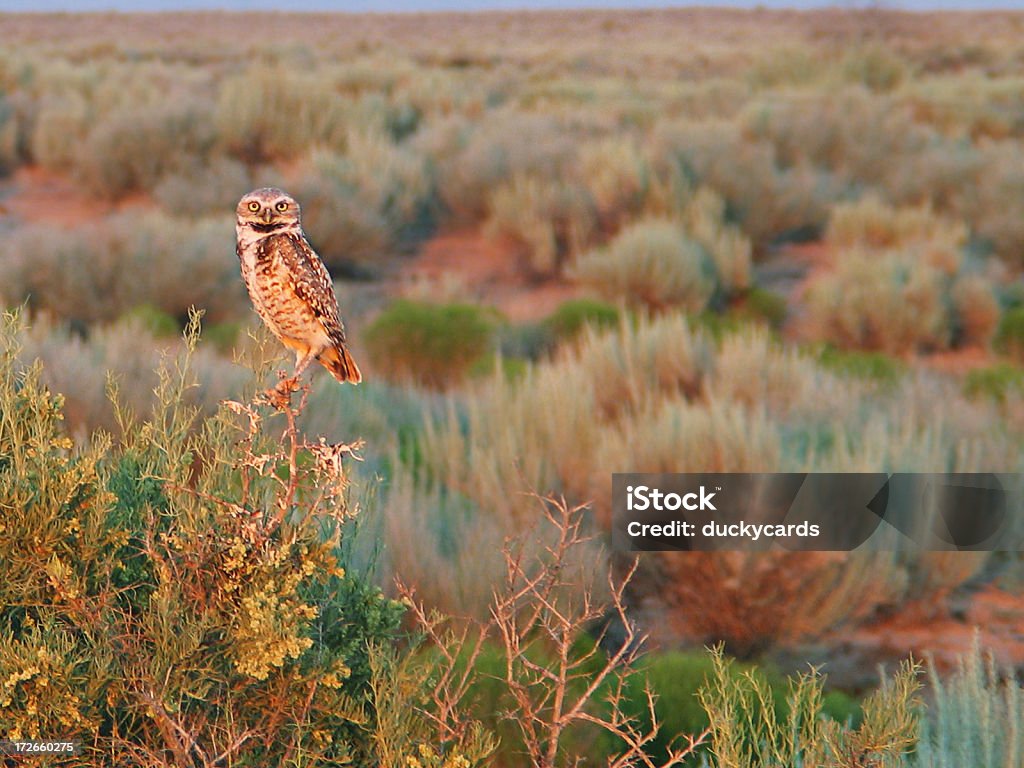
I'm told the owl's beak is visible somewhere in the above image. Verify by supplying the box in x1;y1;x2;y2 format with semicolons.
261;208;273;224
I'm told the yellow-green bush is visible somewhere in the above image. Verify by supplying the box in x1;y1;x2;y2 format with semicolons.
0;313;410;765
364;300;498;389
995;306;1024;362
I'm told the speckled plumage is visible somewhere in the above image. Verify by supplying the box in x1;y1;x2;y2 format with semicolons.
236;187;361;385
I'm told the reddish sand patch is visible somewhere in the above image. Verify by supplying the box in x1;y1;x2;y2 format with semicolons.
921;347;999;376
399;229;581;323
0;166;153;228
2;167;110;227
839;585;1024;675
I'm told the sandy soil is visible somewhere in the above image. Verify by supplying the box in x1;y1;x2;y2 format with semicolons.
397;228;581;323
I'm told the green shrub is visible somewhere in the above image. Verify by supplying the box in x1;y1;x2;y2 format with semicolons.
963;364;1024;404
364;300;498;389
120;303;179;338
698;647;919;768
733;287;788;329
994;306;1024;361
0;312;407;764
621;650;863;765
202;320;244;354
572;219;717;312
816;345;906;386
621;651;782;764
495;322;553;360
542;298;621;342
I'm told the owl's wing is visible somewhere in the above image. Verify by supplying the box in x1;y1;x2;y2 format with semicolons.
268;233;348;342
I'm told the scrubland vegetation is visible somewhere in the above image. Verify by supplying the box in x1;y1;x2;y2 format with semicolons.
3;7;1024;766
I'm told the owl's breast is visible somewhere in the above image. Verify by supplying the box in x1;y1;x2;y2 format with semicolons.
241;236;325;344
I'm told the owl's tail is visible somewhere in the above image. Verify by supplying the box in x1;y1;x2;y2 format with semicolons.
320;343;363;384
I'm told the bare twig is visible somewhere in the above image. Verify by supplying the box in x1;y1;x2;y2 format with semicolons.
403;492;709;768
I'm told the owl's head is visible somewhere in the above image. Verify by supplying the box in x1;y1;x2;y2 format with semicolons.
236;188;301;232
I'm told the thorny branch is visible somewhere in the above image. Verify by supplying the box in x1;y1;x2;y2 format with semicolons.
401;494;709;768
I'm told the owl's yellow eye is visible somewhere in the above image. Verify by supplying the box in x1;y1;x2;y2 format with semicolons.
247;201;260;212
275;201;289;212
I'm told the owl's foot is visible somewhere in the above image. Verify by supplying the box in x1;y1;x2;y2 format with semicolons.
259;374;300;410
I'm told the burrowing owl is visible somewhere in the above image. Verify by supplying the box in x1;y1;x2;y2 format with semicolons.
235;188;362;392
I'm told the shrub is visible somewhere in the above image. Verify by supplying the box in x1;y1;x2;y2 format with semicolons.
77;97;217;198
732;287;788;329
952;274;1001;347
18;315;248;439
542;298;621;343
0;212;244;326
576;136;652;233
698;647;920;767
294;138;434;270
153;156;255;217
215;64;349;162
682;187;752;295
805;249;951;354
994;306;1024;361
572;219;717;312
0;312;409;764
620;651;862;765
0;94;18;174
826;196;966;258
420;110;576;223
120;303;179;338
807;198;999;354
815;345;906;386
484;173;596;277
400;497;708;768
650;119;834;246
363;300;497;389
963;364;1024;404
909;640;1024;767
841;43;909;92
29;93;91;171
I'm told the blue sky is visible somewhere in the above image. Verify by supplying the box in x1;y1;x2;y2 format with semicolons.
3;0;1023;11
